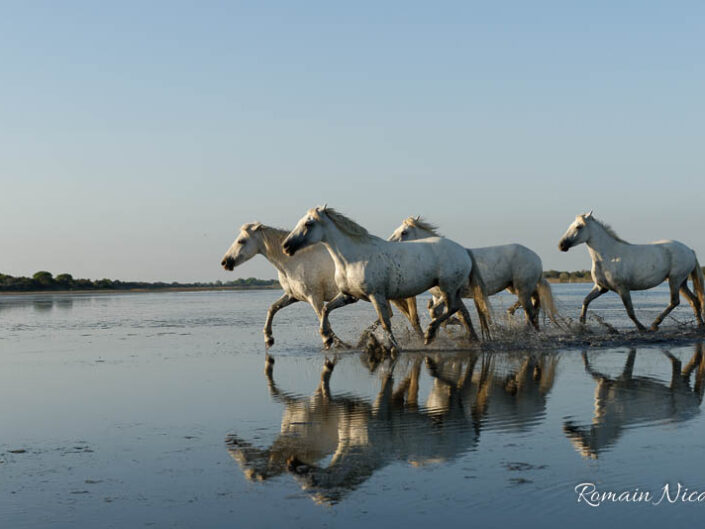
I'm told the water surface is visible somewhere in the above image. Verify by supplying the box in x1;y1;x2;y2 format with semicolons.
1;285;704;528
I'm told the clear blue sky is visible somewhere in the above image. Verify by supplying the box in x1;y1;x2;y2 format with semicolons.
2;1;703;282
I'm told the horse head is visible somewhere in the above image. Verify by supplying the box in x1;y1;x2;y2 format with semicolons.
282;206;327;256
221;222;263;270
558;211;593;252
388;216;438;242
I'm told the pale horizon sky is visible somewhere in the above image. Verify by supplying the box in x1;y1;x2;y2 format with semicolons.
2;1;703;282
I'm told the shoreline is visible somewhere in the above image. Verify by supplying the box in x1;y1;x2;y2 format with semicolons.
0;285;283;297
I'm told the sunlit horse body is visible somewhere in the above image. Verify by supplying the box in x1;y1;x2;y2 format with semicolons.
389;217;559;331
558;212;705;331
282;207;478;351
221;223;426;347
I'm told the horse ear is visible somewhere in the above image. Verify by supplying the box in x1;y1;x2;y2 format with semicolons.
586;210;593;218
251;222;262;231
322;203;328;211
415;215;421;221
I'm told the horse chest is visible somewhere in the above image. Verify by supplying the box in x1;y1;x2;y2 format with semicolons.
334;266;369;297
592;260;620;290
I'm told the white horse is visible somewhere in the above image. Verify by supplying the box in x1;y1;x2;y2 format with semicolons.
282;206;478;351
389;217;559;330
221;222;345;347
558;212;705;330
221;222;425;348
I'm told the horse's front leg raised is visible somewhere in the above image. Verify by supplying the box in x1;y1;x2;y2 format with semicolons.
319;293;358;349
264;294;299;347
580;285;608;324
425;291;466;344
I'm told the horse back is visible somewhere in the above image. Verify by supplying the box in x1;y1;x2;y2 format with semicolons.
470;244;542;294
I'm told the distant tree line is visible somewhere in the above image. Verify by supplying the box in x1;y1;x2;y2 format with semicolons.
0;271;280;292
544;268;705;283
543;269;592;282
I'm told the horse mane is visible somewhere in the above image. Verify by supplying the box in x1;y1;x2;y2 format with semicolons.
588;217;630;244
242;223;290;255
403;216;441;236
317;208;372;241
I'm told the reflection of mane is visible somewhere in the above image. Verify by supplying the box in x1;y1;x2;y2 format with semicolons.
318;208;371;240
403;216;441;236
588;217;629;244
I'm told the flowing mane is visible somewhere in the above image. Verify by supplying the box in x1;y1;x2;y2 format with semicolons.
588;217;630;244
317;208;372;240
403;216;441;236
242;223;290;256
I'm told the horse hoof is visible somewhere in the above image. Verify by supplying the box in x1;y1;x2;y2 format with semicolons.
264;336;274;347
322;336;333;349
649;324;659;332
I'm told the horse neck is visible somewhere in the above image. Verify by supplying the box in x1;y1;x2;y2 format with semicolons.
257;228;290;272
321;221;377;266
585;222;623;260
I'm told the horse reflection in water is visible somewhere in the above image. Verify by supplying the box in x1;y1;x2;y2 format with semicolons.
564;343;705;459
226;350;559;504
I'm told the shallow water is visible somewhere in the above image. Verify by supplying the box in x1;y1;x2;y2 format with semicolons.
1;285;705;528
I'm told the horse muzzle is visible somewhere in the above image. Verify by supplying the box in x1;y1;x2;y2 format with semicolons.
558;240;571;252
282;238;299;256
221;256;236;270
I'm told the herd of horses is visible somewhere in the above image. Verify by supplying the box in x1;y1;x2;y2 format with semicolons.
221;207;705;352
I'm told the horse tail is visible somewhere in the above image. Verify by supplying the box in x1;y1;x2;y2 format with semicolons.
467;250;493;336
537;276;561;325
692;255;705;320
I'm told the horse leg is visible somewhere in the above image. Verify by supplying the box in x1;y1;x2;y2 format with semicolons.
311;297;350;349
617;289;647;331
474;298;491;339
369;294;400;355
454;296;479;342
517;289;539;330
650;278;681;331
507;300;521;316
317;356;336;399
580;285;608;324
620;348;637;379
319;293;358;349
680;282;704;327
263;293;299;347
427;295;444;319
391;297;424;338
425;291;462;345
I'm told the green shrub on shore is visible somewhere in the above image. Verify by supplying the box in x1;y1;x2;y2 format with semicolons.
0;272;280;292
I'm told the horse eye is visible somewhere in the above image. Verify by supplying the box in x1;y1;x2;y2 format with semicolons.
237;239;246;244
304;220;314;227
401;230;408;236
